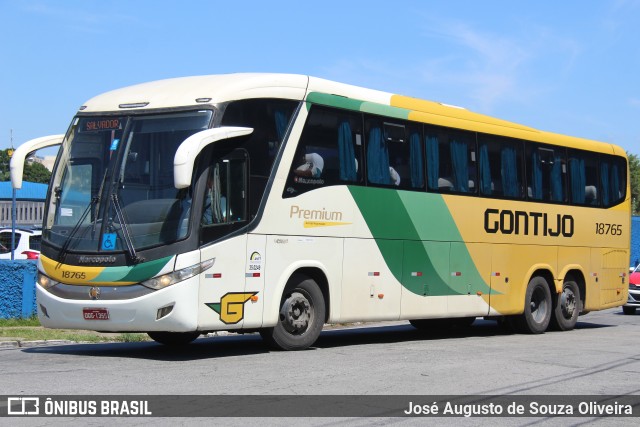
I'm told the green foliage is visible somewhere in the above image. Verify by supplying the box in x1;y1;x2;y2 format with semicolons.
0;148;51;184
629;152;640;215
0;149;10;181
0;316;40;327
23;160;51;184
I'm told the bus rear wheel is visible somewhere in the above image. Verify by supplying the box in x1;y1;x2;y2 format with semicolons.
260;275;325;351
514;276;552;334
549;279;580;331
147;331;200;346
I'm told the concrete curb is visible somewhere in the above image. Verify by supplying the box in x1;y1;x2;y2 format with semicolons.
0;339;75;349
0;322;403;350
0;330;240;350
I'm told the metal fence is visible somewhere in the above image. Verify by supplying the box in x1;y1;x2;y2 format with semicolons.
0;201;45;227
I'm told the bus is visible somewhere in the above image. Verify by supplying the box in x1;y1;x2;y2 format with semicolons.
10;73;630;350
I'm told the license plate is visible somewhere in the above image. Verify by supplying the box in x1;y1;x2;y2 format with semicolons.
83;308;110;320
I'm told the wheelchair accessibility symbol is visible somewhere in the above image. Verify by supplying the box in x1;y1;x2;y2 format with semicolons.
102;233;117;250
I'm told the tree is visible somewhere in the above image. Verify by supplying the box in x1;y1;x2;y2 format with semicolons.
0;149;10;181
0;148;52;184
629;152;640;215
23;161;52;184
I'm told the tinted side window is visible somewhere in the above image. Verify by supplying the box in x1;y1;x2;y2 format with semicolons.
600;155;627;207
478;135;524;199
426;126;477;194
284;106;362;197
526;144;567;203
364;117;424;190
221;99;297;177
568;149;599;206
0;232;12;253
221;98;298;214
29;235;42;251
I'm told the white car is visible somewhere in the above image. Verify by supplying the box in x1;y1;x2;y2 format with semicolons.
0;227;42;260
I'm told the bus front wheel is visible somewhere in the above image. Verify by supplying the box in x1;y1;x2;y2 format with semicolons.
260;275;325;351
147;331;200;346
514;276;552;334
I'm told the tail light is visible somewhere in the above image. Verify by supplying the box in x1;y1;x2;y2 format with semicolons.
22;250;39;260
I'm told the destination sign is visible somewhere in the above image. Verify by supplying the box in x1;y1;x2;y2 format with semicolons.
81;118;123;132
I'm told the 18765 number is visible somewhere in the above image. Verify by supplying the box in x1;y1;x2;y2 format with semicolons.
595;223;622;235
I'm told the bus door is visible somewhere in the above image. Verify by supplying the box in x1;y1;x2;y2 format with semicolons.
198;149;255;330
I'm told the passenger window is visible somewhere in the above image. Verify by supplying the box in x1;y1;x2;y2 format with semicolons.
600;155;627;207
526;145;566;202
364;118;424;190
284;106;362;197
407;128;425;189
568;150;599;206
478;135;524;199
426;127;476;194
221;99;298;215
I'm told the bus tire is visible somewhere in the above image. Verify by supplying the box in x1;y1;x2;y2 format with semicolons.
549;279;580;331
514;276;552;334
147;331;200;346
260;275;325;351
623;306;636;315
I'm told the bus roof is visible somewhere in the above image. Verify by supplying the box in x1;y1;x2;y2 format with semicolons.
79;73;625;157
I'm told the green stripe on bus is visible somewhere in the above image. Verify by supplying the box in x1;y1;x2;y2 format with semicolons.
306;92;364;111
306;92;411;119
348;187;492;296
93;256;174;283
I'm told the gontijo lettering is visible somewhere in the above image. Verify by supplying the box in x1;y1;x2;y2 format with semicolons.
484;208;574;237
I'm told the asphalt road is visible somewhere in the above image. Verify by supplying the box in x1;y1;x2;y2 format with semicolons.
2;307;640;426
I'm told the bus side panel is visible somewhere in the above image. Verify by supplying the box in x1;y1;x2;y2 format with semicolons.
263;235;344;326
400;241;449;319
197;235;249;330
558;247;592;308
590;247;628;309
340;238;402;322
489;244;557;315
243;234;268;329
448;242;492;317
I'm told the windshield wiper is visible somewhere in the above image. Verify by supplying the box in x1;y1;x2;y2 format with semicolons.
111;193;144;264
59;196;99;263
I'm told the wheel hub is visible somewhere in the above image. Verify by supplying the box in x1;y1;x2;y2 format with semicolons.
560;288;576;319
280;292;312;334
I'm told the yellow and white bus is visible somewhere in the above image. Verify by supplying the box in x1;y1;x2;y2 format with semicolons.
10;74;630;349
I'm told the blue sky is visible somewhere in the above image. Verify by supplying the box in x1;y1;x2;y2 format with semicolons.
1;0;639;156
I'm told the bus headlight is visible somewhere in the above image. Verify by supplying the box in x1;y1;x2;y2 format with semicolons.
38;273;59;290
141;258;214;290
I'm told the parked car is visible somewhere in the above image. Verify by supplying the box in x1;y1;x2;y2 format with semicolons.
0;227;42;260
624;264;640;315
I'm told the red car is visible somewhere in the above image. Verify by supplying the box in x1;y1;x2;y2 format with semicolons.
624;265;640;315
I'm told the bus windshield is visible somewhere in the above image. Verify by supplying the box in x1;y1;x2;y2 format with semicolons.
45;110;213;253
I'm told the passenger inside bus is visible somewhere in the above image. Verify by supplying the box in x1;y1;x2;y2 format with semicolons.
294;153;324;178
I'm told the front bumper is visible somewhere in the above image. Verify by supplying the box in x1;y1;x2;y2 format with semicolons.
36;275;199;332
625;285;640;308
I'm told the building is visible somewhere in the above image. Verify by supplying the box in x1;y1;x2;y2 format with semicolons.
0;181;47;227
